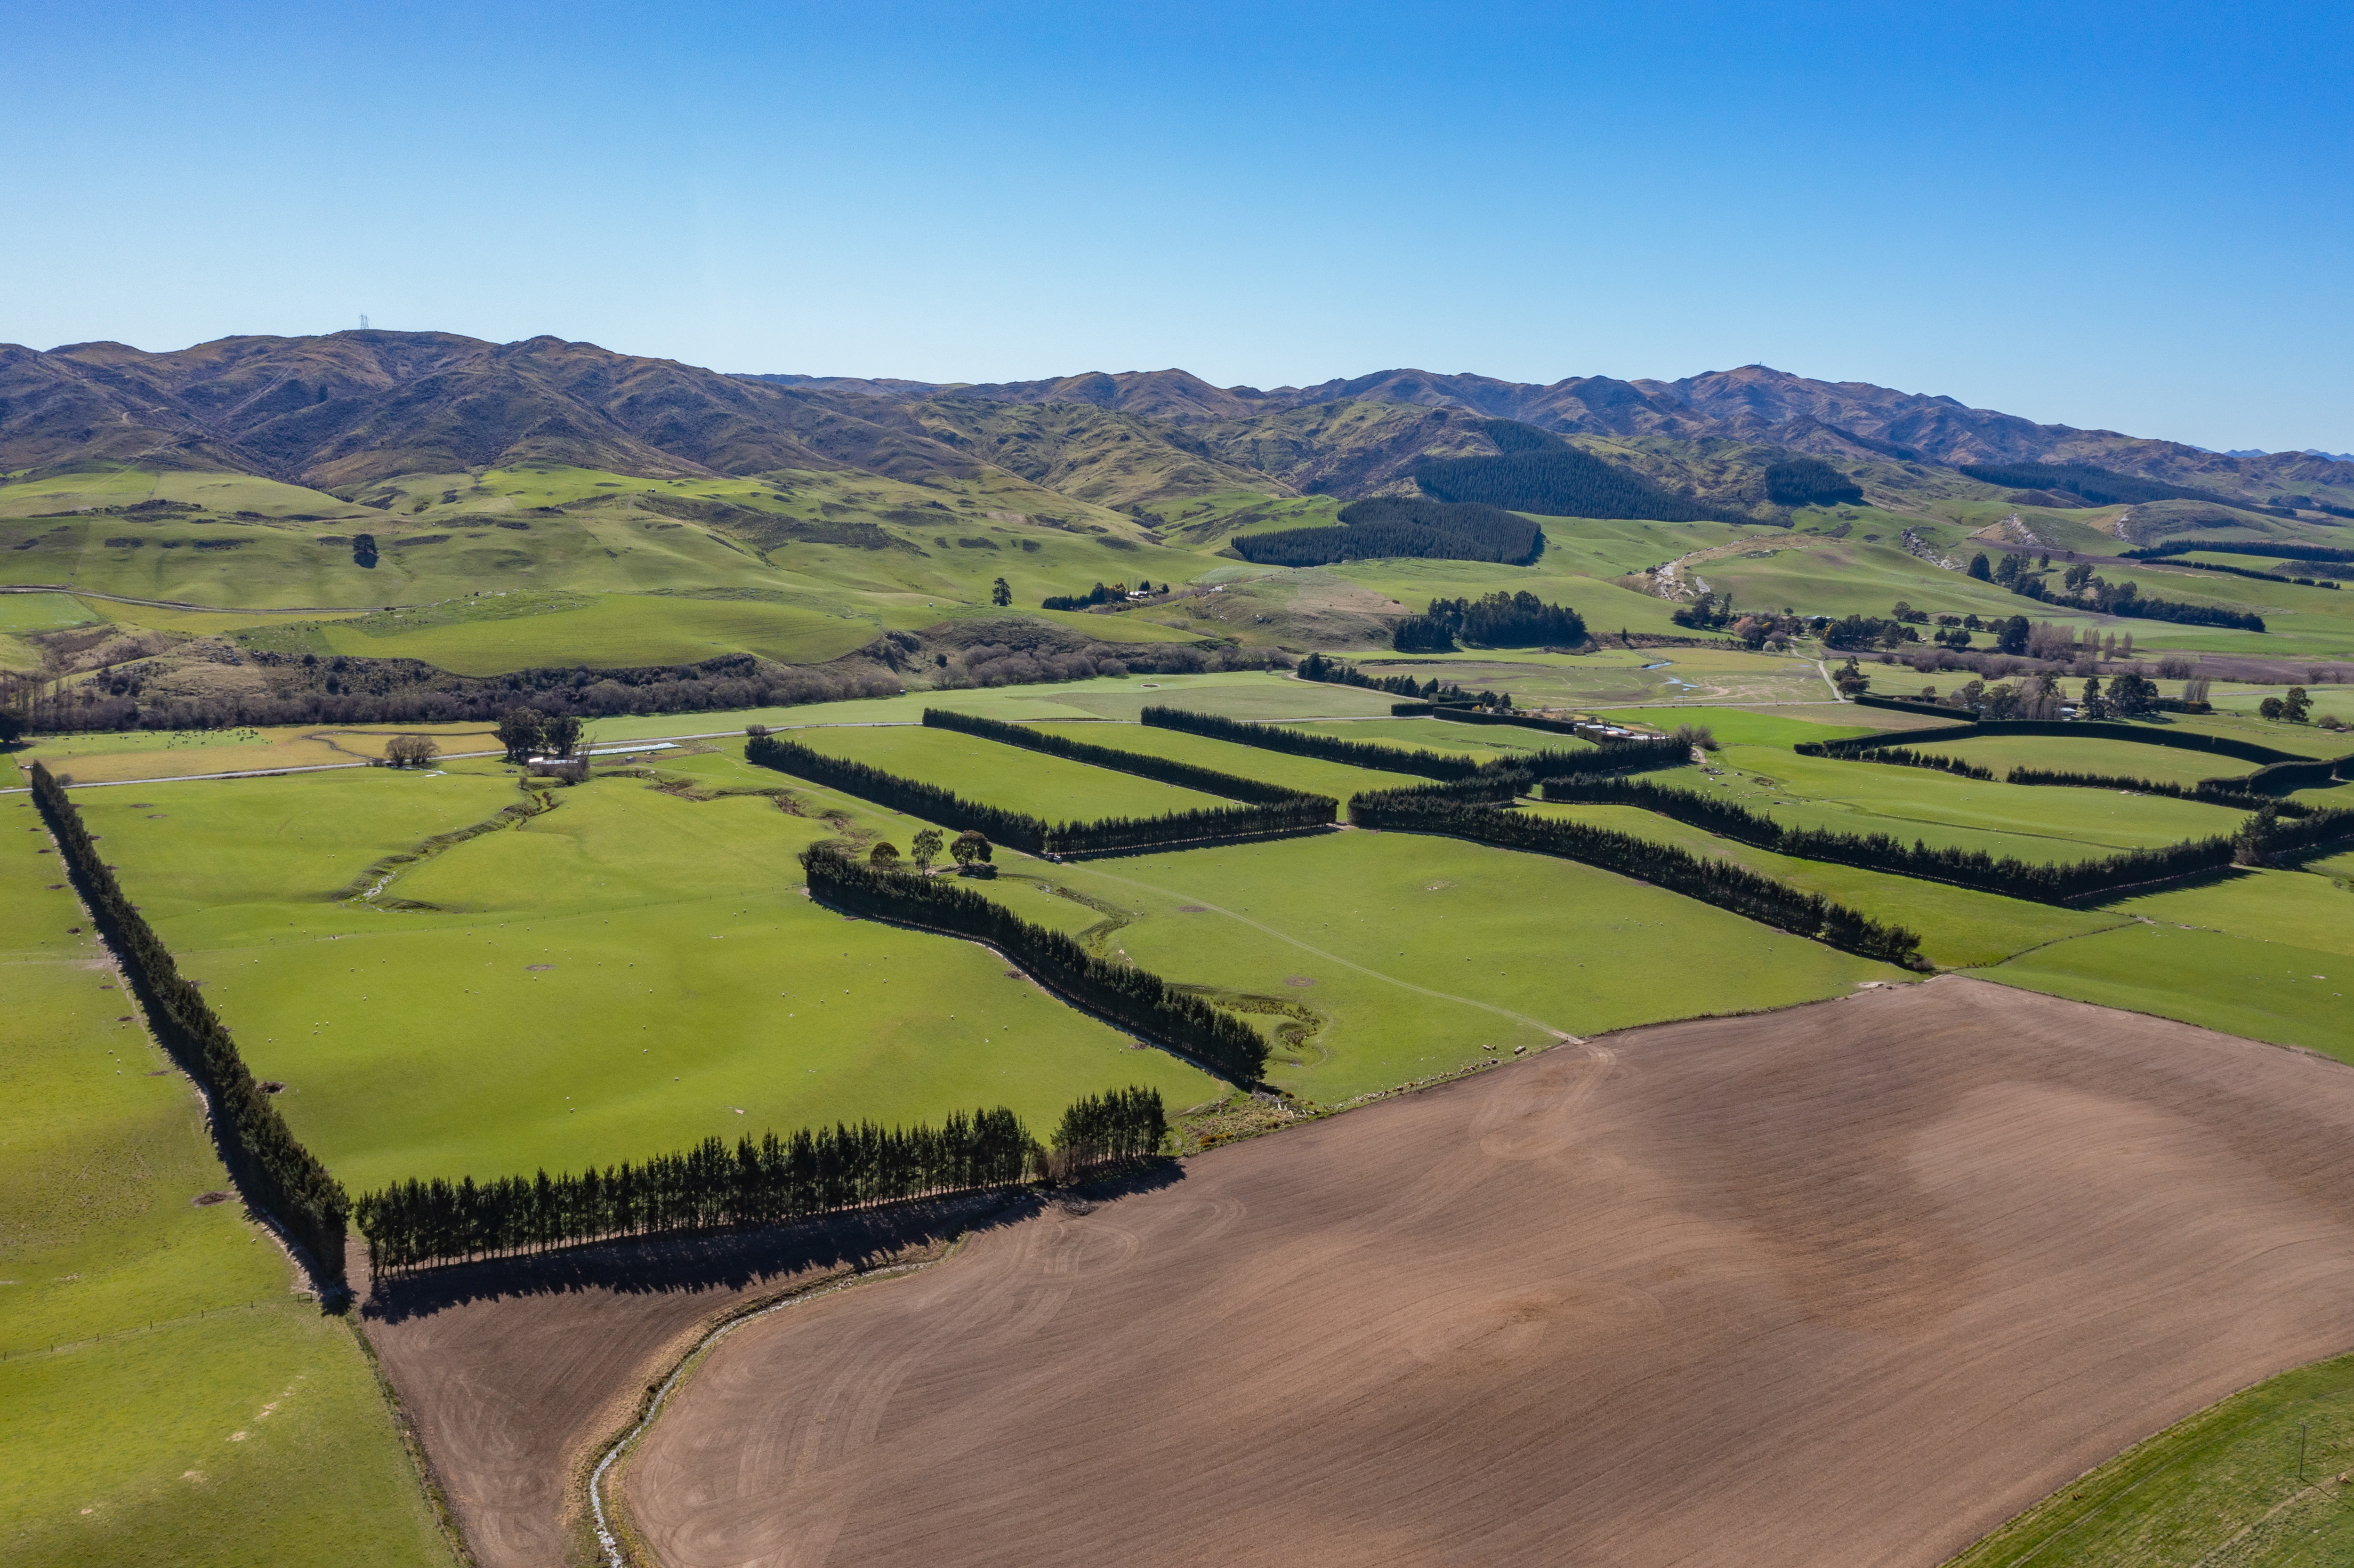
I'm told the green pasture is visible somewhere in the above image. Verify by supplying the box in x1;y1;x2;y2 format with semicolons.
274;591;879;674
1904;734;2265;788
0;798;450;1568
1978;911;2348;1060
789;724;1230;821
78;763;1221;1193
0;593;98;634
1603;705;1878;744
0;466;371;522
1689;744;2254;863
1279;718;1572;757
577;672;1399;746
1520;801;2127;970
1020;721;1430;800
1330;646;1835;709
983;828;1903;1104
1950;1349;2354;1568
1331;554;1692;641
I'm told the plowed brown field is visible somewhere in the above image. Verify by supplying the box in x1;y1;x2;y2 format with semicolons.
614;978;2354;1568
359;1197;1021;1568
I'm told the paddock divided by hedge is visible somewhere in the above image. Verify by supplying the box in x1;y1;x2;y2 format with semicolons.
1140;705;1682;783
744;727;1335;856
30;763;350;1282
800;844;1270;1084
1347;778;1920;965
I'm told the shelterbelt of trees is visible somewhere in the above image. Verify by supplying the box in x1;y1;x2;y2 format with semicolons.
1140;705;1685;783
745;728;1335;856
800;844;1271;1084
31;764;350;1281
355;1088;1170;1274
919;708;1321;805
1540;775;2354;902
1347;776;1922;965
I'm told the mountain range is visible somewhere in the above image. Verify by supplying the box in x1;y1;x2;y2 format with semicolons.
4;331;2349;516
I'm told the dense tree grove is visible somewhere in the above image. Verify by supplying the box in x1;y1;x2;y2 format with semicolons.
1763;456;1864;507
1138;704;1669;783
1537;774;2354;903
1418;591;1588;649
745;728;1334;855
801;844;1269;1083
920;708;1324;806
1229;498;1546;568
1041;582;1124;610
31;764;349;1280
1050;1087;1169;1175
355;1108;1038;1273
1413;445;1757;525
1349;778;1921;964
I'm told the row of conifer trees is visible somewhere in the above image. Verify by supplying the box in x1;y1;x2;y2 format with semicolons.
1535;775;2354;902
746;728;1333;855
2003;767;2312;815
30;764;350;1281
356;1087;1174;1274
920;708;1323;805
800;843;1270;1083
1348;776;1921;964
1139;704;1678;783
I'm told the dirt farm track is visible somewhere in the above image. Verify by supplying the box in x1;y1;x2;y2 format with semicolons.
367;978;2354;1568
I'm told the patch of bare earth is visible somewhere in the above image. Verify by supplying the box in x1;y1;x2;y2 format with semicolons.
617;978;2354;1568
357;1195;1022;1568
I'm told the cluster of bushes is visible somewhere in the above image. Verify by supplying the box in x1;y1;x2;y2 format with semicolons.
802;844;1269;1083
355;1109;1040;1273
1140;705;1652;784
1296;651;1486;705
920;708;1317;805
1040;582;1162;611
745;728;1332;855
1350;778;1920;964
31;764;349;1281
1229;497;1545;568
1540;772;2251;903
1414;441;1757;525
1395;591;1588;652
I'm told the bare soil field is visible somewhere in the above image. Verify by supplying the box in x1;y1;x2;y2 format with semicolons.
357;1195;1025;1568
614;978;2354;1568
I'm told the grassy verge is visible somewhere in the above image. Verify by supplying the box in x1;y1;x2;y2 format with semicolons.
1948;1351;2354;1568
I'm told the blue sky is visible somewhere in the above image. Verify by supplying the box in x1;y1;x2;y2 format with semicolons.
7;1;2349;451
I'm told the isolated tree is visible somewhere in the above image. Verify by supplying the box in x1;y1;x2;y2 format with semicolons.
2080;675;2105;719
868;841;901;869
1996;615;2032;655
352;533;379;569
2284;685;2313;723
909;827;944;872
386;733;439;767
991;577;1011;607
497;705;545;762
2260;696;2286;721
1967;553;1991;581
1832;657;1869;696
950;829;992;869
541;714;584;758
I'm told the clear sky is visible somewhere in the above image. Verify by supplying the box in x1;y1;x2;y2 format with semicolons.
7;1;2349;452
